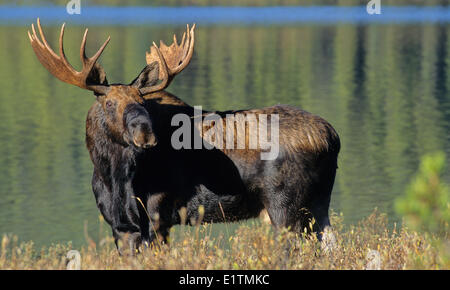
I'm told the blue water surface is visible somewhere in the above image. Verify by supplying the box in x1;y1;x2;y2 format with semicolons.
1;5;450;26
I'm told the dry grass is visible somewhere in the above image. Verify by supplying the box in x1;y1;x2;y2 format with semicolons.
0;210;448;270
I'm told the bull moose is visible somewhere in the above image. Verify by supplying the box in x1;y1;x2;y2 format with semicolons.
28;19;340;253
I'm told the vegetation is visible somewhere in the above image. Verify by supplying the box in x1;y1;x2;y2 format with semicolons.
1;152;449;270
0;21;449;270
0;209;448;270
395;152;450;236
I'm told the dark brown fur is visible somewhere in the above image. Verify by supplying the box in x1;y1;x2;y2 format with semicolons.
86;89;340;252
29;21;340;253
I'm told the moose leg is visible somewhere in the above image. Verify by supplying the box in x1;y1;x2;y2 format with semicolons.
312;164;338;253
145;192;172;246
92;172;142;254
307;203;336;253
262;186;306;234
263;184;335;253
113;229;142;255
263;193;304;269
262;194;289;232
310;196;337;253
111;197;143;255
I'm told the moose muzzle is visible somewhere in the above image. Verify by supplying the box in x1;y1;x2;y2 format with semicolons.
124;104;157;149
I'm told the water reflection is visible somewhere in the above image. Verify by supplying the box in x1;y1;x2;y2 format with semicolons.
0;22;449;247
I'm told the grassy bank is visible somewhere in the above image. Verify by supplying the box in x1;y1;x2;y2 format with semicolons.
0;210;448;270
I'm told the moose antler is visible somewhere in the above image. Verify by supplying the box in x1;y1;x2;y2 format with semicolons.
28;18;110;95
141;24;195;95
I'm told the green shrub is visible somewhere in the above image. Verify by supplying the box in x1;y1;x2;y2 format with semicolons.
395;152;450;236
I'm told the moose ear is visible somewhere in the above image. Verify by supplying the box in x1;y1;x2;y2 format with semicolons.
131;62;160;90
87;63;108;86
87;63;110;96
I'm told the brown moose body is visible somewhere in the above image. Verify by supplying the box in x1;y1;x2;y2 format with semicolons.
28;19;340;253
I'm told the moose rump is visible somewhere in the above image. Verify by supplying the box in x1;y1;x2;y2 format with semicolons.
211;104;340;235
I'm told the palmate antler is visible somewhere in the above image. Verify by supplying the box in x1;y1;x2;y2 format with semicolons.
27;18;111;95
142;24;195;95
28;19;195;96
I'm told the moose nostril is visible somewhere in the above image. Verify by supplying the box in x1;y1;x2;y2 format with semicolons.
138;121;150;130
132;136;157;149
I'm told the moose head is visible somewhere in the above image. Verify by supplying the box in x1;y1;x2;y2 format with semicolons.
28;18;195;149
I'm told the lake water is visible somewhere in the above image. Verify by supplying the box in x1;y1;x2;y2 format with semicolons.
0;6;449;248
